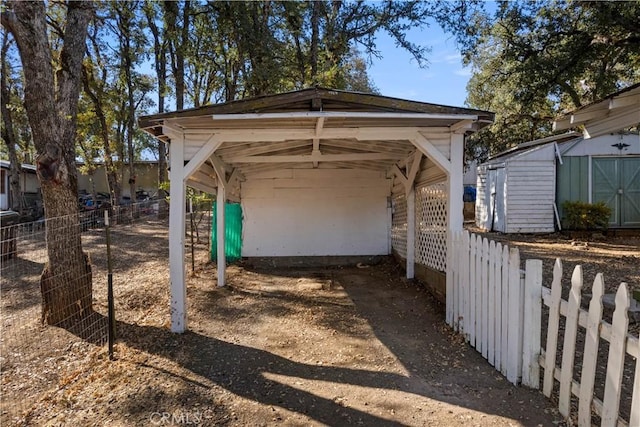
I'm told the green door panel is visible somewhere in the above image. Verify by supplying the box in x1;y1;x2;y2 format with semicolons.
592;158;619;226
211;202;243;262
621;158;640;227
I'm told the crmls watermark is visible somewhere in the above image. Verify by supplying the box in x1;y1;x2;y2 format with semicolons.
149;411;205;425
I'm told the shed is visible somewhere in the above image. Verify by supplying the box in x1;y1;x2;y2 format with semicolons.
139;88;494;332
475;133;580;233
476;132;640;233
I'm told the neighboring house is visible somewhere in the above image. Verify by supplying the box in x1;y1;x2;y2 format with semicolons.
77;161;161;201
475;132;640;232
0;160;41;213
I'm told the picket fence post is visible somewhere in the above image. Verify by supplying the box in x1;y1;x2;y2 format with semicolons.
488;240;496;365
522;259;542;389
499;244;509;376
543;259;563;397
460;230;470;336
559;265;584;417
601;283;630;427
493;241;503;370
506;247;521;384
469;233;477;346
578;273;604;427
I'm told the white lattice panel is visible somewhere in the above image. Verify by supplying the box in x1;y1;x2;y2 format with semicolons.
415;182;448;272
391;193;407;258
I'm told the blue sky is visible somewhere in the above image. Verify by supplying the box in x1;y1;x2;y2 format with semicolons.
368;25;472;108
368;0;502;107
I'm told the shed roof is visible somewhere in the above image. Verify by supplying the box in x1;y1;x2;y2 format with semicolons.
486;132;581;162
553;83;640;138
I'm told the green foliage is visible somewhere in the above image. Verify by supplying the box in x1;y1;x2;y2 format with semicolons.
450;0;640;161
562;200;611;230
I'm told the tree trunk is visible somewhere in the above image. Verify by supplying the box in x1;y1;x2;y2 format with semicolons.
2;1;94;327
145;1;168;184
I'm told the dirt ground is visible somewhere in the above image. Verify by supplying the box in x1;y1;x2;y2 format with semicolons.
3;219;638;426
2;219;570;427
467;227;640;298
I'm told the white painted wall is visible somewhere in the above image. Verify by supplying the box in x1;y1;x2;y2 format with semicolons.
241;168;391;256
561;133;640;157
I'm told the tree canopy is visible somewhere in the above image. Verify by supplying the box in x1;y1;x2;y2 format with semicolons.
448;0;640;160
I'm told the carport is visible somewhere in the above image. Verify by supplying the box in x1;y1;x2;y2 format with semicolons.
139;88;493;333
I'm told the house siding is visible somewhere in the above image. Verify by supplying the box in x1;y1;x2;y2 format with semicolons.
505;160;556;233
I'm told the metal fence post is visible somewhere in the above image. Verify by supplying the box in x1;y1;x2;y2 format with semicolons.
105;210;115;360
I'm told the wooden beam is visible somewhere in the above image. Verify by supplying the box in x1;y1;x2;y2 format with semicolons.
218;140;310;157
411;132;451;174
609;93;640;109
183;134;223;180
312;117;325;168
186;178;217;195
216;184;226;287
450;119;474;134
570;108;609;124
168;132;187;333
406;152;422;194
229;152;404;163
583;107;640;138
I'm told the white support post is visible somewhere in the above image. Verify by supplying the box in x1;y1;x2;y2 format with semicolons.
446;133;464;325
216;181;226;287
448;133;464;232
406;187;415;279
169;134;187;333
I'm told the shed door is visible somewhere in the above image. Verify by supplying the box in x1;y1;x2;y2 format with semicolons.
592;157;640;227
488;167;506;232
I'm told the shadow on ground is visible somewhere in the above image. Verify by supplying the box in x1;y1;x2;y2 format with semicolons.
105;259;559;426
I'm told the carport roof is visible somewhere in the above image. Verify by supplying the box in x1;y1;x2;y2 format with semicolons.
138;87;494;185
139;87;494;141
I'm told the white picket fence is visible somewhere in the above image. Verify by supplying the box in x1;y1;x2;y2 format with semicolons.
448;230;640;427
540;259;640;427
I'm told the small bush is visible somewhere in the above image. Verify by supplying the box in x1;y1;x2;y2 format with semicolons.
562;200;611;230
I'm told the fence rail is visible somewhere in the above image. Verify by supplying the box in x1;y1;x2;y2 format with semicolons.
448;230;639;427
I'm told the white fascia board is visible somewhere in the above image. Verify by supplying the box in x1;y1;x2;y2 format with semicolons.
212;111;479;121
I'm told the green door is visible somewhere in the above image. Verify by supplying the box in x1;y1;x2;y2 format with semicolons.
592;157;640;227
211;202;243;262
620;158;640;227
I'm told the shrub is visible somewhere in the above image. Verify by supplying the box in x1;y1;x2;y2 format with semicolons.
562;200;611;230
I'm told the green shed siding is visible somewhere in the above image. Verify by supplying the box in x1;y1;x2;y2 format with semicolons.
556;156;589;220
